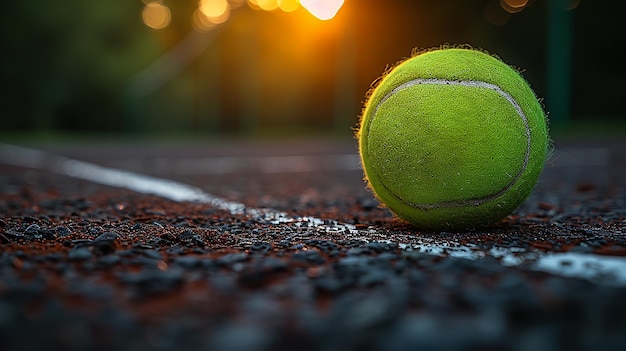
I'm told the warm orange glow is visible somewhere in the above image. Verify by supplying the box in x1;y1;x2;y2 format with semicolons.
278;0;299;13
192;8;218;31
503;0;528;8
229;0;247;8
200;0;230;18
257;0;279;11
142;2;171;29
215;8;231;23
501;0;527;13
301;0;344;20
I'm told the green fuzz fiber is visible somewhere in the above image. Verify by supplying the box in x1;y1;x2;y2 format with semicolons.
357;47;549;231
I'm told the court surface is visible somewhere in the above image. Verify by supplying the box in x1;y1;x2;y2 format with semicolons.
1;136;625;350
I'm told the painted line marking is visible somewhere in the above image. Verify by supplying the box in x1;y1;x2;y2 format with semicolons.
1;143;623;286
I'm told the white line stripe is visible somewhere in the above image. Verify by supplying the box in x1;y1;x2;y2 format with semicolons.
0;144;349;228
61;159;243;210
0;144;247;213
535;252;626;286
1;143;623;286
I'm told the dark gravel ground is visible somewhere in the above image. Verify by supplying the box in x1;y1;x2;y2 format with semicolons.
1;136;625;351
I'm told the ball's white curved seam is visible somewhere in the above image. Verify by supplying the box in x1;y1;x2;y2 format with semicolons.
367;78;532;209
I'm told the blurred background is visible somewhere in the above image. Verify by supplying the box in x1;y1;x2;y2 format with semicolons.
0;0;623;139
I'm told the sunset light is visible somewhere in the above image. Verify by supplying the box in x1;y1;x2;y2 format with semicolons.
256;0;279;11
501;0;529;13
278;0;300;13
199;0;230;22
301;0;344;20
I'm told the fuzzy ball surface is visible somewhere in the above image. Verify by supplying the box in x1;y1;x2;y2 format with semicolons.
357;47;549;230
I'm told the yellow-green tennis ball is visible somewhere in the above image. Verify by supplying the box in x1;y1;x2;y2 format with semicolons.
357;47;549;230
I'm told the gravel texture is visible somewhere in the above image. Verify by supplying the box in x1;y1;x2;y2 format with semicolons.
1;137;625;351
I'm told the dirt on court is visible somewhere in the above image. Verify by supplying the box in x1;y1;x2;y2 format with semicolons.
1;137;625;350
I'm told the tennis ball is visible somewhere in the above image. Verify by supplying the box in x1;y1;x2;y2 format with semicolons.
357;47;549;230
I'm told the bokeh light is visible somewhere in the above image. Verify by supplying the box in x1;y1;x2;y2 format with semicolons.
501;0;528;14
278;0;300;13
200;0;231;20
247;0;259;10
229;0;247;9
300;0;344;20
257;0;279;11
192;8;218;31
5;0;620;136
142;2;171;29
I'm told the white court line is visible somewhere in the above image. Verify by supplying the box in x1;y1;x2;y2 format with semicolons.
0;144;348;229
536;252;626;286
1;143;625;286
